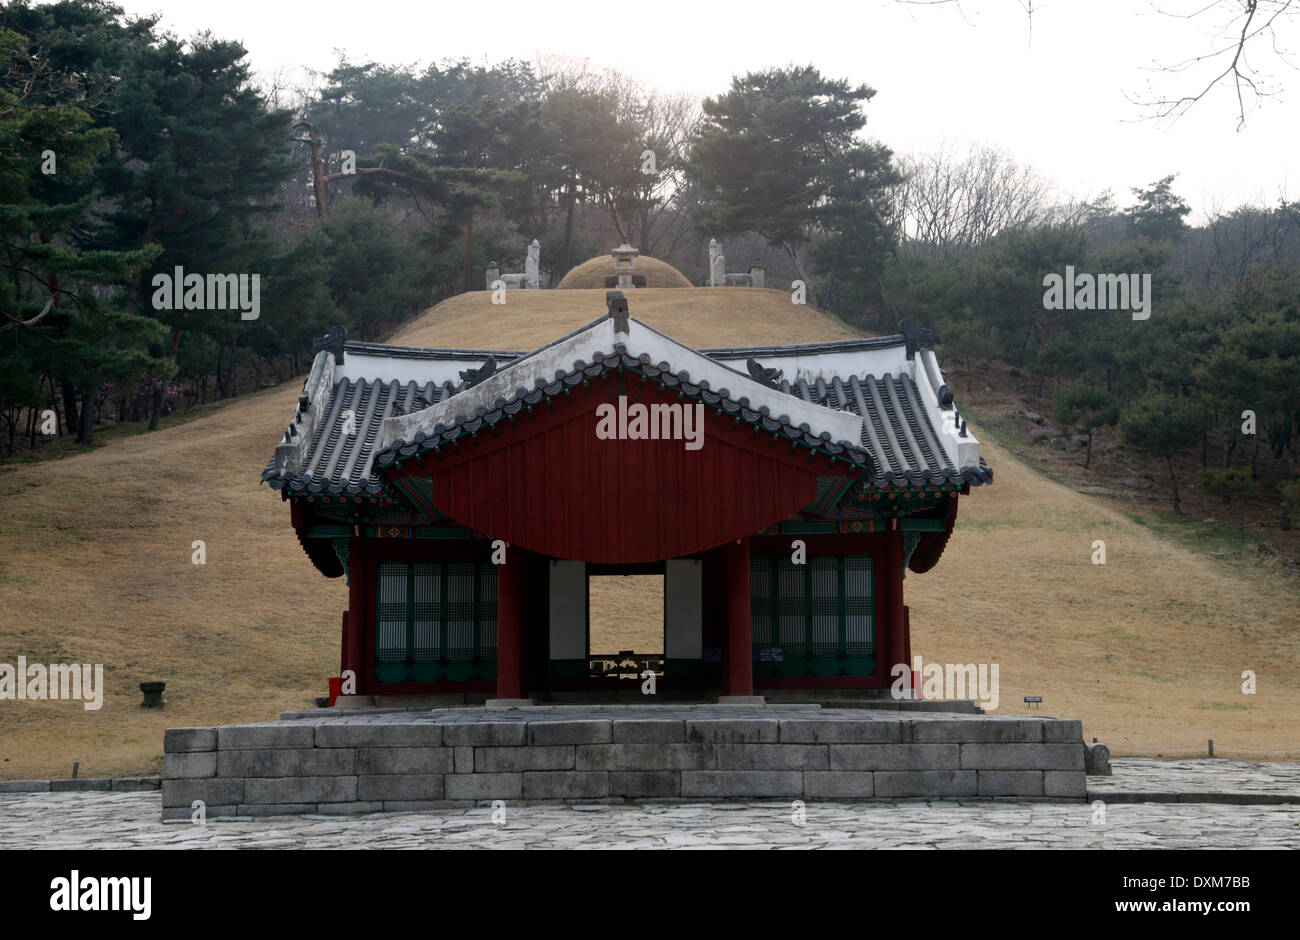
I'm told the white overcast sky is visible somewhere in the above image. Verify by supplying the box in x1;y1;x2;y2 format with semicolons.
111;0;1298;222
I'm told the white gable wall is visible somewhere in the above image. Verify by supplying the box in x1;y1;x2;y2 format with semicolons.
338;350;495;387
914;348;982;468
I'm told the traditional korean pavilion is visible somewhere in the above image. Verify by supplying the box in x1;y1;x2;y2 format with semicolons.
262;293;991;703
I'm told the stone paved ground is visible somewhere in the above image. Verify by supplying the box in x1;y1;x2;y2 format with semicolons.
3;758;1296;849
0;789;1296;849
1089;758;1300;797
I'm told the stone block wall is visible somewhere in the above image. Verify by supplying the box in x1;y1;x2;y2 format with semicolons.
162;711;1087;820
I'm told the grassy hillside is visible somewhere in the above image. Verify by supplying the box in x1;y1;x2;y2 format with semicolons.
0;287;1296;779
393;287;862;349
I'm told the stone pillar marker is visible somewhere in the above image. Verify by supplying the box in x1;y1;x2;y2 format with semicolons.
485;262;500;291
611;243;639;290
525;239;540;289
710;242;726;288
749;263;765;289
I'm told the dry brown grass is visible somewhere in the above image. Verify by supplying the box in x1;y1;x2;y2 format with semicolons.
398;287;859;350
0;378;348;779
555;255;693;289
0;287;1295;779
907;431;1300;759
589;576;663;655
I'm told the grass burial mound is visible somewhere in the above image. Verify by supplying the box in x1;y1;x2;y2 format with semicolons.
555;253;693;289
0;287;1297;779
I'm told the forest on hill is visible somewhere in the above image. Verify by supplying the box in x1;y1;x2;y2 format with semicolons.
1;0;1297;532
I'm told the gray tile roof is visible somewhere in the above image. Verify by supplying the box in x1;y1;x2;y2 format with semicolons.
781;373;993;488
263;377;457;495
342;332;913;364
373;345;874;475
263;353;990;498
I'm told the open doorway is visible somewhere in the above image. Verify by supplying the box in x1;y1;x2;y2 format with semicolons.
588;573;663;678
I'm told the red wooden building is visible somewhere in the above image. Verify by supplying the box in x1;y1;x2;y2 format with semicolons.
262;294;991;703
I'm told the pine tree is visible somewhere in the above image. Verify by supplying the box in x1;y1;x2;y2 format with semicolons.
85;27;293;425
0;9;163;445
686;66;896;303
1119;395;1202;514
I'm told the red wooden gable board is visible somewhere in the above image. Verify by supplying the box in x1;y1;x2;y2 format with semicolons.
383;372;856;563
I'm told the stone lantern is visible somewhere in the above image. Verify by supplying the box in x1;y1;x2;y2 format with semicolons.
611;244;639;290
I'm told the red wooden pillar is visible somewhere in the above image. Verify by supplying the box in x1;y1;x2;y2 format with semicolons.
344;536;368;694
904;605;918;697
495;548;525;699
884;528;907;679
720;538;753;697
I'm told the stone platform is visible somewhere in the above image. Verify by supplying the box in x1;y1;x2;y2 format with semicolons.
161;705;1086;820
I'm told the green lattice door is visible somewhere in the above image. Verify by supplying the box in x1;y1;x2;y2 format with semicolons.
749;555;875;677
375;561;497;682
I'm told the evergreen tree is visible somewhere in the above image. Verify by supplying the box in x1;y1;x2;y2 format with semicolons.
687;66;896;304
1053;380;1118;469
0;6;163;445
1124;175;1191;244
86;27;292;422
1194;467;1254;533
542;86;642;272
1119;394;1202;514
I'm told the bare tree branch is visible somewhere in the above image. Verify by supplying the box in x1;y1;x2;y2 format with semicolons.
0;297;53;333
894;142;1053;252
1128;0;1297;131
894;0;1296;128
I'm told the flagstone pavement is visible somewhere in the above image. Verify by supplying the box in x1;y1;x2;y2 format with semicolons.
2;758;1298;850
